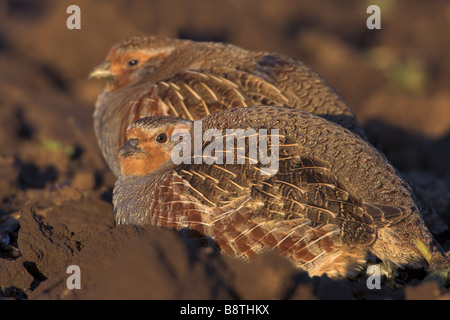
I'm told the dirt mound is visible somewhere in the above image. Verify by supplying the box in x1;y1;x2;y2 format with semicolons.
1;203;447;300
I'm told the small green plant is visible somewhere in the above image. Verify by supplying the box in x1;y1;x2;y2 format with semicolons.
40;138;76;158
367;47;428;94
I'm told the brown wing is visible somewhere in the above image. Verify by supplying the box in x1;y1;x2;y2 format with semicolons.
154;69;291;120
260;152;412;247
148;168;259;256
149;165;333;266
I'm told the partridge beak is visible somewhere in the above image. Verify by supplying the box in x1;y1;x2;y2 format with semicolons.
118;138;147;159
89;61;114;79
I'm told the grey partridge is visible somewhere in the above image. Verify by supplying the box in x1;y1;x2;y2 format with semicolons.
113;106;445;277
90;35;365;176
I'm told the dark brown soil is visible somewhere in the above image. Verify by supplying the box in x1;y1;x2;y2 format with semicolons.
0;0;449;300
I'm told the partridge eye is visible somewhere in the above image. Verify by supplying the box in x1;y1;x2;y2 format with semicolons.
128;59;139;66
155;133;168;143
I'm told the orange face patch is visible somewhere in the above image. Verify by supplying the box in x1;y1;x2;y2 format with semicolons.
105;50;171;91
119;150;171;176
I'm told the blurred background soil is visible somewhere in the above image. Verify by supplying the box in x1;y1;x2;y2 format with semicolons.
0;0;449;300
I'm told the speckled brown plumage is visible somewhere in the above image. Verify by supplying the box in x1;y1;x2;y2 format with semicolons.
113;106;444;277
90;35;364;176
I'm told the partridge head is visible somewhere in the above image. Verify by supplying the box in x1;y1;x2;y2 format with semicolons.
89;36;181;92
90;35;365;176
113;106;447;277
118;115;191;176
